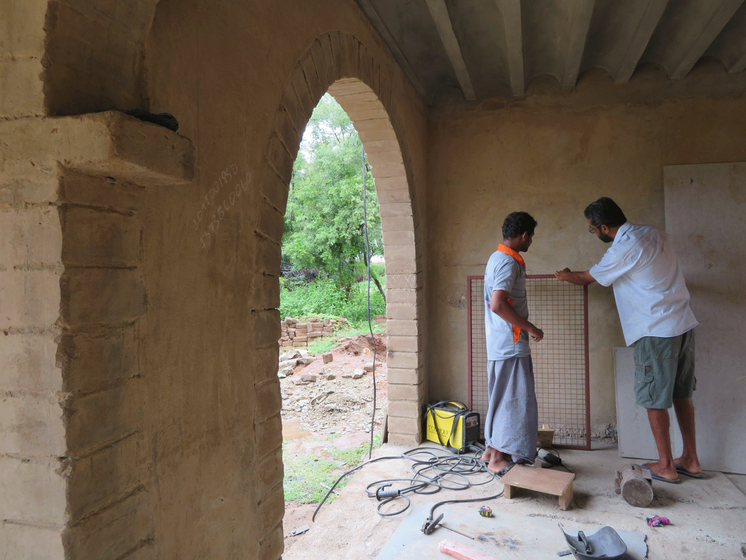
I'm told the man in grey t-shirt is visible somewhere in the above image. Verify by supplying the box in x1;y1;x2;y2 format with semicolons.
555;197;702;483
482;212;544;475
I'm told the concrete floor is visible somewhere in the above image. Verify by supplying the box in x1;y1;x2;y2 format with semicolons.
282;443;746;560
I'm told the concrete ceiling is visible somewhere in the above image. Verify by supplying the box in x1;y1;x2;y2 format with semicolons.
354;0;746;103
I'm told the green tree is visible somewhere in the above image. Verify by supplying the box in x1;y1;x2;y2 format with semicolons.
283;94;383;297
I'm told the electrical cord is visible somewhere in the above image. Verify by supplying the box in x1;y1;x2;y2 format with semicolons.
361;146;378;461
312;444;504;522
538;446;574;473
309;147;382;524
353;152;502;531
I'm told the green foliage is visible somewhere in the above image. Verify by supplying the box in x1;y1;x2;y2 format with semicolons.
307;336;338;355
339;283;386;324
283;94;382;291
279;276;346;319
282;436;382;504
329;435;382;464
345;321;386;335
283;436;383;504
279;275;385;324
306;322;385;354
282;442;351;503
368;263;385;278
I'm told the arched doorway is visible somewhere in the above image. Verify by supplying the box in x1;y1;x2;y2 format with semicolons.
259;33;425;446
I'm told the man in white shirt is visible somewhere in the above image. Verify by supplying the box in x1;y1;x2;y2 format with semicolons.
555;197;702;483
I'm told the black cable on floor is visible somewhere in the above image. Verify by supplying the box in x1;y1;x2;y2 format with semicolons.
350;153;503;529
311;444;504;522
538;446;575;473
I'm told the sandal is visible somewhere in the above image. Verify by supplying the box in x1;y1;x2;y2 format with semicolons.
641;463;682;484
674;463;705;479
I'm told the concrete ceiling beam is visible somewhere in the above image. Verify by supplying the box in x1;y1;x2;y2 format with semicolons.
496;0;525;97
670;0;746;79
353;0;428;100
424;0;476;101
615;0;670;84
561;0;595;90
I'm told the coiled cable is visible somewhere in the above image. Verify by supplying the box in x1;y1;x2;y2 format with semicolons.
312;444;505;522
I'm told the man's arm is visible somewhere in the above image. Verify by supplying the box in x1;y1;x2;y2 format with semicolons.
490;290;544;342
554;268;596;286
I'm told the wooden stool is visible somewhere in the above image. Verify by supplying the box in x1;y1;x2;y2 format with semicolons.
500;465;575;510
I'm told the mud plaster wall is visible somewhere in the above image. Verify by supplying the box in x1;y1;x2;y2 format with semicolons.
139;0;427;559
0;0;427;558
4;1;746;558
426;85;746;432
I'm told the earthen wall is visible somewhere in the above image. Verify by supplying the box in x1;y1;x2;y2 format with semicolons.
426;73;746;433
1;0;428;558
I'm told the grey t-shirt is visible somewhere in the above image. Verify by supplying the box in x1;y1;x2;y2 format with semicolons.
484;250;530;360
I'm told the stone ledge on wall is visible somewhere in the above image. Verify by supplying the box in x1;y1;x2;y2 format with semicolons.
0;108;195;559
0;111;194;186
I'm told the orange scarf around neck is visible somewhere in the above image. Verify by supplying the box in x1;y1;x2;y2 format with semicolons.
496;243;525;343
497;243;525;268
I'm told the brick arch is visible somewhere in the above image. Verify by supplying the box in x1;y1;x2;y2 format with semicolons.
257;32;424;444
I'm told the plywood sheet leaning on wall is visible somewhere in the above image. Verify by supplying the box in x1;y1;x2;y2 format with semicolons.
664;162;746;474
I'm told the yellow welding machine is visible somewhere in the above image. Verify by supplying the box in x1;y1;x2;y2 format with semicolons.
425;401;480;452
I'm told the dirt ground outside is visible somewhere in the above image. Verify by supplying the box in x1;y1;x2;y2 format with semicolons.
280;333;388;544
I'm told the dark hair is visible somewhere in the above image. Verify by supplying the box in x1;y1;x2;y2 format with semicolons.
502;211;537;239
584;197;627;228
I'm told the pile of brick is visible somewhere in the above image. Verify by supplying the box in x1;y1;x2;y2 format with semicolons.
279;316;348;348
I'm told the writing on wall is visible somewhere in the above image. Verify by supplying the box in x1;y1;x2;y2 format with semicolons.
193;164;252;249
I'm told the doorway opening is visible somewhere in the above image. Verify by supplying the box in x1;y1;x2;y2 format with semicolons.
279;91;390;529
260;38;425;539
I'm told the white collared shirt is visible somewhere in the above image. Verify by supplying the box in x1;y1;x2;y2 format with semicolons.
590;223;698;346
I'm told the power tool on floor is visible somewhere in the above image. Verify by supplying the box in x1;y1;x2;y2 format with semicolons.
538;447;562;468
424;401;480;453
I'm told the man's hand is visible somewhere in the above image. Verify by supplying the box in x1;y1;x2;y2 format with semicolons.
554;268;596;286
528;325;544;342
554;267;572;282
491;290;545;342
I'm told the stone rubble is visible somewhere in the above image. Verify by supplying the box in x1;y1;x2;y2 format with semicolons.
278;333;388;435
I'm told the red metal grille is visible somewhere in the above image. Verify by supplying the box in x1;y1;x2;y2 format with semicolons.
468;275;590;449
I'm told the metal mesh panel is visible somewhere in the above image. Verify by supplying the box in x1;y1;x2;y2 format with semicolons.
468;275;590;449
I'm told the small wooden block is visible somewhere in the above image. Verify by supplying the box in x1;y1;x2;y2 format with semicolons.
615;463;654;507
500;465;575;510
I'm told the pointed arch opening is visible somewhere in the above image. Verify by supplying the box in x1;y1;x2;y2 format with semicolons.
258;34;425;449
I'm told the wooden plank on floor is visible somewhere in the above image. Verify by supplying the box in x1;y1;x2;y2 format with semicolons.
500;465;574;496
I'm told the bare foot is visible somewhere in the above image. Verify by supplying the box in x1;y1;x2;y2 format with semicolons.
481;447;495;463
488;450;511;474
644;461;679;481
488;459;512;475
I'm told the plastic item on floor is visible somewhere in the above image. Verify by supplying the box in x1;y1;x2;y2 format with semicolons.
646;516;670;528
559;525;627;560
